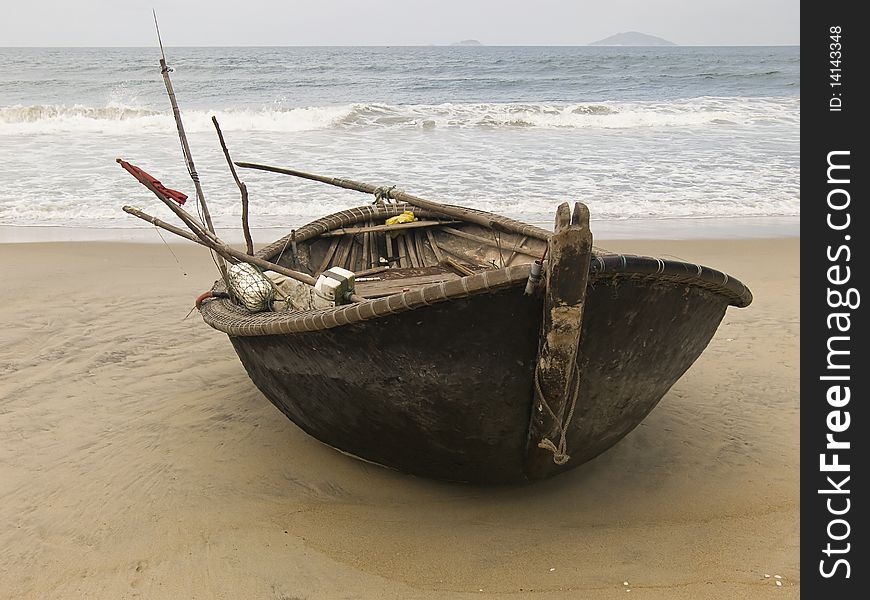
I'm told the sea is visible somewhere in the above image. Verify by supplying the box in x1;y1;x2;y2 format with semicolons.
0;46;799;240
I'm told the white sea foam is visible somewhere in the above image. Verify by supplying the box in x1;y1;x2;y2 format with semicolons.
0;104;355;135
0;97;799;135
0;47;801;234
0;130;801;227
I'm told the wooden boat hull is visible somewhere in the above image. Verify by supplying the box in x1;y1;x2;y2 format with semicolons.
117;100;750;483
228;276;728;483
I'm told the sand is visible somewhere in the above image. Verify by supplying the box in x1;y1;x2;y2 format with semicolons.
0;237;799;599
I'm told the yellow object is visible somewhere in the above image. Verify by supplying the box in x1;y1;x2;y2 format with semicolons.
385;211;416;226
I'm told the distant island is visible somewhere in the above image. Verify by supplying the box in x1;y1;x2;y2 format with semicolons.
589;32;676;46
450;39;483;46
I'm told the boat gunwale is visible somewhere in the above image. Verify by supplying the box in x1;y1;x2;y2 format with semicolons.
198;204;752;337
254;203;554;261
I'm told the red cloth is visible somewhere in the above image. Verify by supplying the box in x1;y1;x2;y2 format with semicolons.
117;159;188;206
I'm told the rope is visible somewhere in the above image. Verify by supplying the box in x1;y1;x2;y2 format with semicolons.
373;185;397;203
533;358;581;466
154;225;187;277
532;284;583;467
275;235;292;266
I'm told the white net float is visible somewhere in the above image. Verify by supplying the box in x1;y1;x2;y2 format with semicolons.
226;263;275;312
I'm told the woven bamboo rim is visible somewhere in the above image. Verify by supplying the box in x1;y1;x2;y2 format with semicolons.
254;202;563;262
199;205;752;337
200;264;533;336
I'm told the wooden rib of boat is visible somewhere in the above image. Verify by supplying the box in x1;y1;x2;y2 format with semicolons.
198;199;752;484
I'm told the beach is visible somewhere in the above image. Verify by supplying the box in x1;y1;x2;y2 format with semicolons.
0;236;799;599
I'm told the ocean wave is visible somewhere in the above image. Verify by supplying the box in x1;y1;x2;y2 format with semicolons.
0;192;801;229
0;104;160;123
0;97;799;135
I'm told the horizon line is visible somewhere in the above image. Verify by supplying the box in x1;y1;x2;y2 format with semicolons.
0;43;802;49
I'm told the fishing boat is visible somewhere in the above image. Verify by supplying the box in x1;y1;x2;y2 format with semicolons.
121;41;752;484
182;164;753;484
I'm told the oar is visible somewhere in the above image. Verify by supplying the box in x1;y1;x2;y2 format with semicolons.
234;161;552;242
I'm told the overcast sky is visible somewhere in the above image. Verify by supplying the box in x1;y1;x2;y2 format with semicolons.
1;0;799;46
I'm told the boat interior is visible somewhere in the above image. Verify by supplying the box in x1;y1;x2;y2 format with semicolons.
274;214;548;300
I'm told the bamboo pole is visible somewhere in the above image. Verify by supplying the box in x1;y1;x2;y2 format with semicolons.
123;205;231;253
123;205;298;280
212;116;254;255
234;161;551;241
492;229;505;267
318;220;458;237
121;168;324;292
153;12;225;277
124;205;365;303
117;159;220;251
124;206;299;303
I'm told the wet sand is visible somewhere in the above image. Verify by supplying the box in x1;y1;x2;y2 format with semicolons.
0;238;799;599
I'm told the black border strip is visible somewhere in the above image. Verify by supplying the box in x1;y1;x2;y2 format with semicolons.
802;5;867;596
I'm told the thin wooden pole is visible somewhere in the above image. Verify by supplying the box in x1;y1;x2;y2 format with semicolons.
153;12;226;277
123;205;230;252
117;159;219;251
124;205;364;303
319;220;458;237
234;161;551;241
212;116;254;256
120;166;324;293
125;206;304;303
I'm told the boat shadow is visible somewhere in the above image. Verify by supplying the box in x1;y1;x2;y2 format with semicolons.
236;372;748;578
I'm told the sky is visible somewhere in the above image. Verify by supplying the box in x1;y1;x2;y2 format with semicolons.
1;0;799;46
